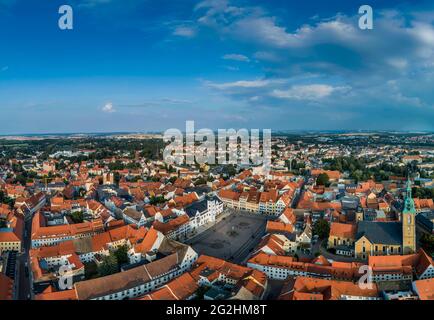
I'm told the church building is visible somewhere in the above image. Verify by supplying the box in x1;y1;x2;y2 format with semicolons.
354;179;417;260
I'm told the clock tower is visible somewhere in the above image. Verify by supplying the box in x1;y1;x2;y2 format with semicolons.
402;179;416;255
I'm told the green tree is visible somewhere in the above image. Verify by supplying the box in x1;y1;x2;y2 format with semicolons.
84;262;99;280
114;245;129;266
98;254;119;277
352;170;364;183
0;191;15;209
149;195;165;205
420;233;434;255
313;219;330;240
194;178;207;186
413;187;434;200
316;173;330;186
70;211;84;224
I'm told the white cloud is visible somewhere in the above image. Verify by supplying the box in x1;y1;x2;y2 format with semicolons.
161;98;193;104
387;58;408;70
102;102;115;113
78;0;112;9
173;26;197;38
222;53;250;62
271;84;350;101
224;66;239;71
207;79;283;90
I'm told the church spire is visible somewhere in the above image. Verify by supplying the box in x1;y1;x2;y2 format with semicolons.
403;178;416;214
402;177;416;254
406;177;412;199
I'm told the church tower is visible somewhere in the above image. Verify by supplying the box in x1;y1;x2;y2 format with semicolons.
402;179;416;254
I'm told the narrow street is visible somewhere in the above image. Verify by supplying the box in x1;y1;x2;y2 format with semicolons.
17;216;33;300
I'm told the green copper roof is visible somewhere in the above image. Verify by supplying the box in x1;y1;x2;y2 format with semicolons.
403;178;416;214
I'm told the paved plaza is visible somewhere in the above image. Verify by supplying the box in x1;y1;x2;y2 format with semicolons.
187;210;269;264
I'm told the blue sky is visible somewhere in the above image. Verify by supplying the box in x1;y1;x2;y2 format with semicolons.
1;0;434;134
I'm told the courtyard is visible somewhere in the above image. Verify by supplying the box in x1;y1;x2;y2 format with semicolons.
186;210;270;264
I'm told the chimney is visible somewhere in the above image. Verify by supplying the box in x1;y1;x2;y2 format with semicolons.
145;251;157;262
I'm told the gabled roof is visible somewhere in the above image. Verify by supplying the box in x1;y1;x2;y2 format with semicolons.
279;276;379;300
0;274;13;300
139;272;198;300
413;278;434;300
266;221;294;234
74;252;182;300
356;221;402;245
330;222;357;239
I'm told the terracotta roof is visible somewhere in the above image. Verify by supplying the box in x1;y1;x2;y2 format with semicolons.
138;272;198;300
329;222;357;239
256;234;287;256
368;252;420;275
133;227;159;254
414;198;434;210
415;249;434;277
266;221;294;234
218;189;240;201
0;274;13;300
280;276;379;300
75;252;181;300
413;278;434;300
35;288;78;300
153;215;190;235
191;255;251;283
259;190;278;203
249;253;360;280
238;269;267;298
311;169;341;180
31;211;103;240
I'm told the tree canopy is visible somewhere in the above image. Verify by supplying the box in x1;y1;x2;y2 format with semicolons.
313;219;330;240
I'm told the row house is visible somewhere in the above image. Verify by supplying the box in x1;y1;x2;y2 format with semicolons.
139;272;199;300
190;255;268;300
247;252;362;282
279;276;380;300
184;195;224;231
153;214;191;240
73;240;198;300
31;211;104;248
30;247;85;288
368;249;434;283
30;224;148;279
0;210;23;253
16;192;46;219
219;189;292;216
